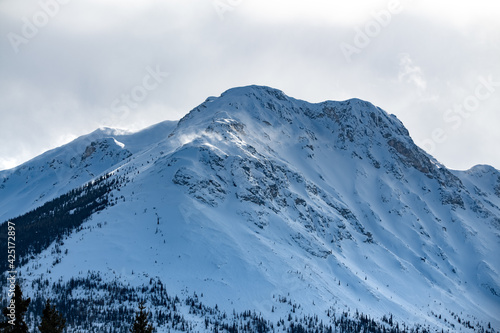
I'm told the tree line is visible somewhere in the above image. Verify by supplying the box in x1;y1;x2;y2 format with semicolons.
0;173;129;273
0;281;497;333
0;284;153;333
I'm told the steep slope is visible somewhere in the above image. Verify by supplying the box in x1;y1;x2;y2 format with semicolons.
1;86;499;332
0;120;177;222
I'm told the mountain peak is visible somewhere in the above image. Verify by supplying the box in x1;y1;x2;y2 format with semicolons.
178;85;402;136
221;84;288;97
2;86;499;332
173;85;437;176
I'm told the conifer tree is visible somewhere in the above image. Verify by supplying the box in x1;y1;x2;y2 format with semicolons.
130;301;154;333
0;284;31;333
38;299;66;333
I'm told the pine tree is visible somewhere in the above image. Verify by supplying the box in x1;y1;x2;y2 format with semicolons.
0;284;31;333
38;299;66;333
130;301;154;333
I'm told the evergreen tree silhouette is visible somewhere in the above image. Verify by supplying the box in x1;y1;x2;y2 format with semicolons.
130;301;154;333
38;299;66;333
0;284;31;333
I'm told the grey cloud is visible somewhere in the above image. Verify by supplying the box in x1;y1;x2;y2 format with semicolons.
0;0;499;170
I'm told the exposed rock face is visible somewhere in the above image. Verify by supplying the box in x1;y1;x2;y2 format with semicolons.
1;86;499;332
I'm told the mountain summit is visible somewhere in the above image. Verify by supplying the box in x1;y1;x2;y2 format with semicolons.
1;86;499;332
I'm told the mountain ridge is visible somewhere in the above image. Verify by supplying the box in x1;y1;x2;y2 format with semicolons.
1;85;499;332
0;120;177;222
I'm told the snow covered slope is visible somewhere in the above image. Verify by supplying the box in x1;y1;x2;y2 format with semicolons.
1;86;499;332
0;120;177;222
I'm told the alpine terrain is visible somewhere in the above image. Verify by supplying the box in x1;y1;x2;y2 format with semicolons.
1;85;499;332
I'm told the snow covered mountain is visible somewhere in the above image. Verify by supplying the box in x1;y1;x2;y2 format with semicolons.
1;85;499;332
0;120;177;222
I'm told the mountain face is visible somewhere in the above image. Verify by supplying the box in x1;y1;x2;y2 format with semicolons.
1;85;499;332
0;121;177;222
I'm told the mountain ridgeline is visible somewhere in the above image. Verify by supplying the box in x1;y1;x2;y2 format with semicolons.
0;86;499;332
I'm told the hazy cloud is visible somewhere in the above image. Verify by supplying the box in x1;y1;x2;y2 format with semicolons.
0;0;499;171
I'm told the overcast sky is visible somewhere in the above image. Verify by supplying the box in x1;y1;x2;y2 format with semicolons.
1;0;499;171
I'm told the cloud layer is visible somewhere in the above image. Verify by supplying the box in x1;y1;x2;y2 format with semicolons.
1;0;499;170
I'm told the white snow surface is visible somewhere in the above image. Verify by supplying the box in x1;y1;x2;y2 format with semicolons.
2;85;499;331
0;120;177;221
